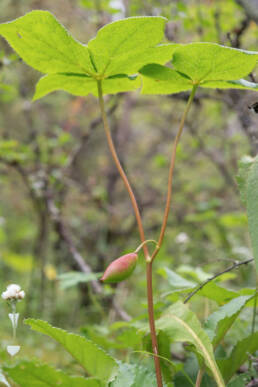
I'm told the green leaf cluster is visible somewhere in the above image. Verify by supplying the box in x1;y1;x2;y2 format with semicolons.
0;12;257;100
0;11;175;100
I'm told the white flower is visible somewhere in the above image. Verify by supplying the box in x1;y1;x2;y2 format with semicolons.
176;232;189;244
1;284;25;301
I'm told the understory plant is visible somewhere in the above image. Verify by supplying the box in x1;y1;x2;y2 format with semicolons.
0;10;258;387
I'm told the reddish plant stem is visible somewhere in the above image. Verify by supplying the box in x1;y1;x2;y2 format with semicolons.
97;80;163;387
195;368;204;387
151;85;198;262
97;81;149;258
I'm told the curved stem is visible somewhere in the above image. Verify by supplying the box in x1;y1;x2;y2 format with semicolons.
97;81;149;258
151;85;198;262
97;80;163;386
135;239;158;254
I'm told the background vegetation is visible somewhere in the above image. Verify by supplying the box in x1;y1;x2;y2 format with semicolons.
0;0;257;385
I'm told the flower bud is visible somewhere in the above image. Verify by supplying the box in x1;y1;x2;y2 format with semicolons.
101;253;138;283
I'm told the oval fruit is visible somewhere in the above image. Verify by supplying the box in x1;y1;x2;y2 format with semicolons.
101;253;138;283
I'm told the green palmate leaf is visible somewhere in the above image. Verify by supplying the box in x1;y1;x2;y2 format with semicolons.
172;43;258;82
155;301;225;387
141;43;258;95
0;11;94;75
217;332;258;383
0;12;171;99
204;295;253;347
33;74;141;100
246;156;258;273
4;361;101;387
88;16;167;73
25;319;118;383
140;64;192;94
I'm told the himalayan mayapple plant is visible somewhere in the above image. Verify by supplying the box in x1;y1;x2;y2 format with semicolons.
0;10;258;387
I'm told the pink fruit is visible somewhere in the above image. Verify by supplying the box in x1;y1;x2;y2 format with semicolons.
101;253;138;283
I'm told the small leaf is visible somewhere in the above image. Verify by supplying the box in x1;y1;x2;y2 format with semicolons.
33;74;141;100
88;16;167;73
140;64;192;94
25;319;118;383
217;332;258;383
155;301;225;386
246;156;258;273
4;360;101;387
172;43;258;82
0;11;93;75
204;295;253;347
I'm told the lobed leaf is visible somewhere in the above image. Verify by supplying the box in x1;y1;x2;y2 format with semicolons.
141;44;258;95
4;360;101;387
0;11;94;75
88;16;167;73
25;319;118;383
172;43;258;82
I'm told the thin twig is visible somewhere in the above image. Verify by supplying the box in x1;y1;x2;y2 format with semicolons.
184;258;254;304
